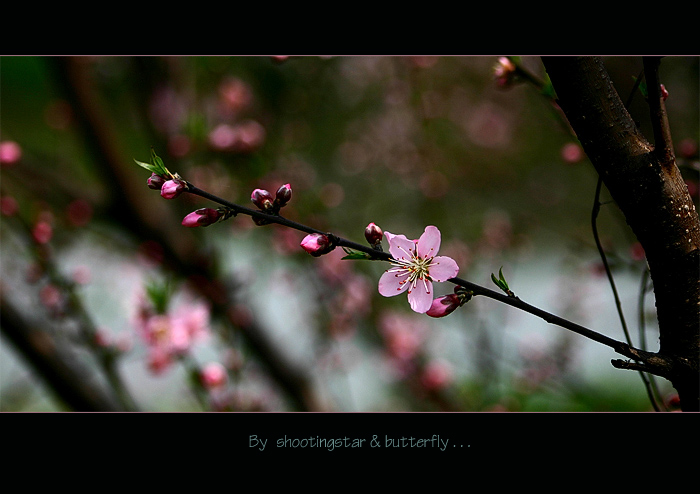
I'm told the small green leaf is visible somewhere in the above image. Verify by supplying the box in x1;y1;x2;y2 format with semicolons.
145;278;172;314
341;247;372;260
134;159;158;174
498;267;509;290
491;266;511;293
135;148;172;177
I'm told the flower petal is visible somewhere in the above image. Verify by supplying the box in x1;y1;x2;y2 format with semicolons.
407;279;433;313
384;231;415;261
416;225;441;260
378;269;410;297
428;256;460;281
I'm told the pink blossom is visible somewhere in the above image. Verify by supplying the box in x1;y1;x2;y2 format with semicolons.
135;298;211;371
147;347;172;374
160;179;186;199
182;208;222;227
378;226;459;313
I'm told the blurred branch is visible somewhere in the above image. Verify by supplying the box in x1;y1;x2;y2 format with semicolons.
0;295;127;411
46;56;323;411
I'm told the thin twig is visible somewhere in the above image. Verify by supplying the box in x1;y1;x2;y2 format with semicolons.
183;182;655;367
643;57;676;167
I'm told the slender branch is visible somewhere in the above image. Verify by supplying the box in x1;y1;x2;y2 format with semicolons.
643;57;676;167
183;182;661;369
591;176;632;345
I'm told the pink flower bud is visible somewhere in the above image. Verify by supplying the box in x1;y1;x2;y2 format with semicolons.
494;57;517;88
32;221;53;244
300;233;332;257
660;84;669;101
1;196;19;216
0;141;22;166
275;183;292;207
160;179;186;199
426;294;461;318
200;362;228;389
182;208;222;227
147;173;165;190
251;188;274;210
364;222;383;245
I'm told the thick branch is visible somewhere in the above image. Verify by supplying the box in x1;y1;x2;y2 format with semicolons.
542;56;700;410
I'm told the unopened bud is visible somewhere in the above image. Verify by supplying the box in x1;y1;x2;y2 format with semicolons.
200;362;228;389
160;179;187;199
494;57;517;88
251;188;274;210
426;294;461;318
364;222;383;246
182;208;222;227
300;233;333;257
147;173;165;190
275;183;292;208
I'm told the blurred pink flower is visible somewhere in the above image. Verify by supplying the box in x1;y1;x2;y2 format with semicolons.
218;77;253;115
378;226;459;313
135;298;212;373
0;141;22;165
379;311;427;363
66;199;93;227
420;360;453;391
1;196;19;216
561;142;585;163
40;283;63;311
32;221;53;244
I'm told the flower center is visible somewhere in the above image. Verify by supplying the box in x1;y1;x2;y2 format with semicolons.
388;245;435;292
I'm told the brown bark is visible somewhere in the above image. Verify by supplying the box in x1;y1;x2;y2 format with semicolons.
542;56;700;411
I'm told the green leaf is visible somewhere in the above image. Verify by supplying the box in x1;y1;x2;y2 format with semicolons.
498;267;509;289
135;148;172;177
491;266;511;293
341;247;372;260
134;159;159;174
145;278;172;314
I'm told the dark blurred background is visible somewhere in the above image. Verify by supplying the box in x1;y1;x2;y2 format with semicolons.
1;56;697;411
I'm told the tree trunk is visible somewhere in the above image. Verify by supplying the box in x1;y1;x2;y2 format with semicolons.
542;56;700;411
